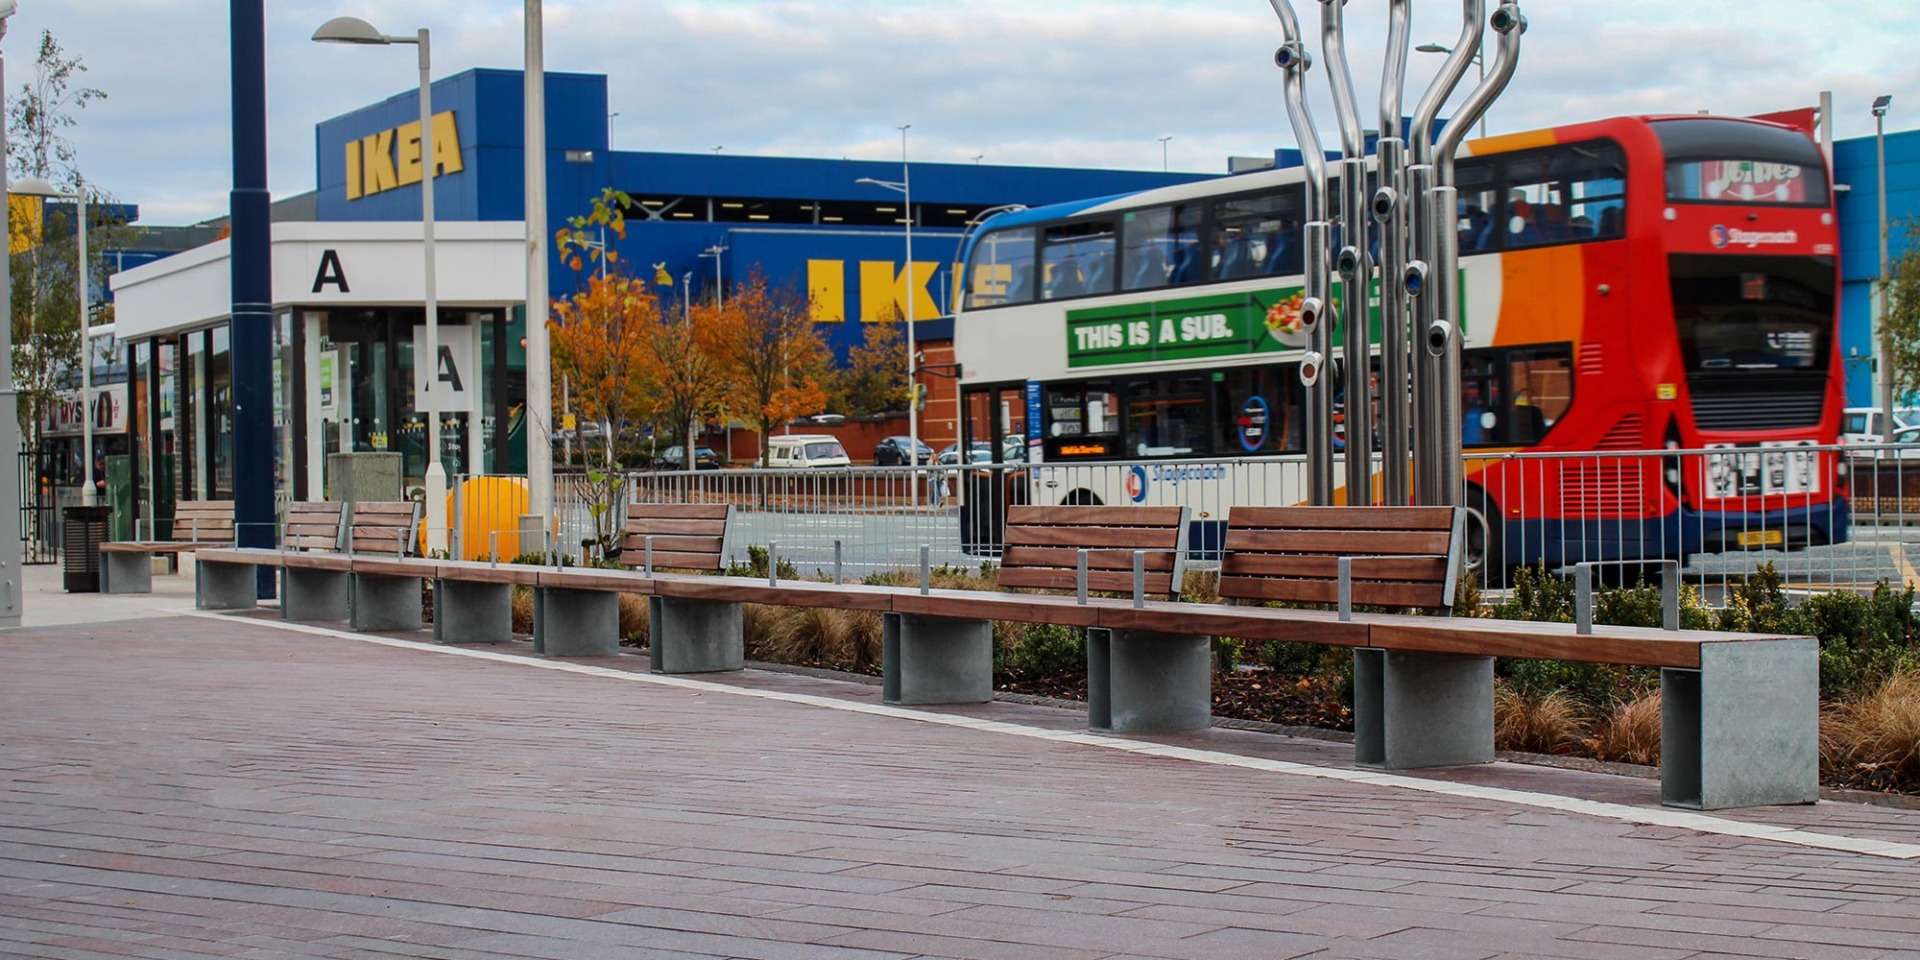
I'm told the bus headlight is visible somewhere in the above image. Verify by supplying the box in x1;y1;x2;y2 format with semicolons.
1299;351;1323;387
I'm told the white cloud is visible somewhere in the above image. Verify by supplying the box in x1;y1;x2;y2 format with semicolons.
12;0;1918;225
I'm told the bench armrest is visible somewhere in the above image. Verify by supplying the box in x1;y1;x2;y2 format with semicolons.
1074;547;1184;608
1573;559;1681;633
1334;552;1450;621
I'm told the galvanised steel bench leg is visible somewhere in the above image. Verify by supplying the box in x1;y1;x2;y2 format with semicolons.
881;612;992;705
433;579;513;644
102;552;153;595
1661;638;1818;810
1088;627;1211;734
351;573;424;633
647;596;742;673
280;567;351;622
196;560;258;611
1354;649;1494;769
541;587;621;657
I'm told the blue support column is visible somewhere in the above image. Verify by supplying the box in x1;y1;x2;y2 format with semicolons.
231;0;276;597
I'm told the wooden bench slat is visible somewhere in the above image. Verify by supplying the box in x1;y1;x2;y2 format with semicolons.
653;575;896;610
1365;616;1708;668
999;568;1176;596
1224;576;1450;609
616;550;725;571
1006;525;1183;549
1007;505;1187;527
433;561;543;585
614;534;723;554
892;590;1103;627
1229;505;1457;531
1223;553;1449;582
1224;527;1453;556
351;502;419;517
629;503;731;520
1097;602;1371;645
1001;545;1178;572
623;518;730;537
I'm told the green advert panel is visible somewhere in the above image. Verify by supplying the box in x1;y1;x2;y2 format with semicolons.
1064;281;1389;369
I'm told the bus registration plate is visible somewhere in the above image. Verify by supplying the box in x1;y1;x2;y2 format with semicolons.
1736;529;1784;547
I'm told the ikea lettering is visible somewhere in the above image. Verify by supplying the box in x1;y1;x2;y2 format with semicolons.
344;111;464;201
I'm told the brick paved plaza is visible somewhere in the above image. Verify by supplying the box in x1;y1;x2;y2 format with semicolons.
3;605;1920;959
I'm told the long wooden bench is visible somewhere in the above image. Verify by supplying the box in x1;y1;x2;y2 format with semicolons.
100;501;236;594
198;497;1815;810
196;500;423;632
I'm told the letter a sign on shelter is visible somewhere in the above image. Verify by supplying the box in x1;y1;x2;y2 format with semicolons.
411;324;477;413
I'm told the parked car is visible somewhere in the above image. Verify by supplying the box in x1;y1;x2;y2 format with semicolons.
873;435;934;466
765;434;852;468
655;445;721;470
937;442;994;466
1842;406;1920;445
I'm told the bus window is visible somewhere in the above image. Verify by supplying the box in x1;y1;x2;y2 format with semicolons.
1212;189;1304;281
964;226;1036;310
1461;355;1506;447
1125;376;1208;457
1653;117;1829;206
1502;141;1627;249
1457;160;1498;254
1505;347;1573;445
1121;205;1202;291
1215;367;1298;455
1042;220;1115;301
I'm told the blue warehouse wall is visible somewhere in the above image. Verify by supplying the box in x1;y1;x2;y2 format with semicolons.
1834;128;1920;406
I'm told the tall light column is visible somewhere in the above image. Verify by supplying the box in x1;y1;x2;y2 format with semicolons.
856;124;922;505
1875;94;1894;440
0;4;24;625
525;0;553;531
312;16;447;551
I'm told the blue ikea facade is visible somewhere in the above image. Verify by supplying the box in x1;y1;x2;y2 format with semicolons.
314;68;1211;359
1833;127;1920;407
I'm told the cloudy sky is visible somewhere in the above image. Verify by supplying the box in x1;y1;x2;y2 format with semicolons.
10;1;1915;225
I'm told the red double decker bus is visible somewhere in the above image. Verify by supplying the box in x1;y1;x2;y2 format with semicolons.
953;114;1845;576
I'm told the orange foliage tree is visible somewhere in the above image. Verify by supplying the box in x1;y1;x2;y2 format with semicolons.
704;269;834;465
549;273;656;471
643;299;729;456
834;308;909;417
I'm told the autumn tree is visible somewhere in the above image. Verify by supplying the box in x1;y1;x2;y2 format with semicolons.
552;188;649;472
643;298;728;456
833;308;909;417
705;270;834;465
8;29;110;440
1883;217;1920;404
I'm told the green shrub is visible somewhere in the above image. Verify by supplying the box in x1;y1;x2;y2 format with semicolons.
725;544;798;580
1716;562;1803;634
1592;577;1715;630
1259;640;1340;676
1000;622;1086;683
1800;580;1920;701
1489;564;1574;622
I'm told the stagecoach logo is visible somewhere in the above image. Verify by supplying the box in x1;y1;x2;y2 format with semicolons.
1125;465;1148;503
1710;224;1799;249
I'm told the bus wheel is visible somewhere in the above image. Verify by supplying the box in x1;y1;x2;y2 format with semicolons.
1063;490;1104;506
1465;487;1509;589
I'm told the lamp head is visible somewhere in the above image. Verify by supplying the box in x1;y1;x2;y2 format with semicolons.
0;0;17;40
1414;42;1451;54
1873;95;1893;118
11;176;68;199
312;16;389;45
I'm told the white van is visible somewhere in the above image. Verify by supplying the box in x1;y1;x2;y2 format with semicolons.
1842;407;1915;445
764;434;852;468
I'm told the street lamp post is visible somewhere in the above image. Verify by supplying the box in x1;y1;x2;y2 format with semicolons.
1415;42;1487;139
313;16;450;552
1157;135;1172;172
1876;94;1894;441
857;123;921;506
14;175;97;507
0;2;22;624
700;243;728;308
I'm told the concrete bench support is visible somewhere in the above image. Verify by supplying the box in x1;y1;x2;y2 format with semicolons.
648;596;742;673
1661;638;1818;810
882;613;992;705
1354;649;1494;769
281;567;351;622
1088;627;1212;734
196;560;259;611
101;552;154;595
351;573;423;633
434;579;513;645
538;587;621;657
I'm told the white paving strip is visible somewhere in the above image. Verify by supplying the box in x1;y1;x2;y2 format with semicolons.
183;608;1920;861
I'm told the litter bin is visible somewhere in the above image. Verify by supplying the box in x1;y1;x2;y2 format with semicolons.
62;504;112;593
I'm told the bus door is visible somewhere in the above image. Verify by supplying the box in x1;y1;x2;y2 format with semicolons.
959;383;1030;555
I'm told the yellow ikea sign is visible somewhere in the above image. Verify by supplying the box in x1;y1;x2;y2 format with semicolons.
344;111;464;201
806;259;963;323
